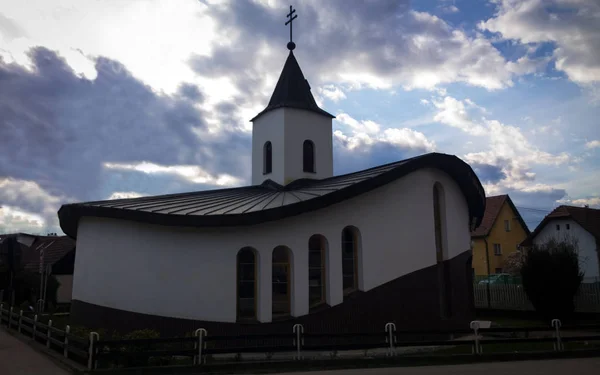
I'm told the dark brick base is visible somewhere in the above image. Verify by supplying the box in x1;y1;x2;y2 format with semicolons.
70;250;474;337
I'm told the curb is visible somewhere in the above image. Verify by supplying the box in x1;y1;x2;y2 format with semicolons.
2;327;86;374
73;348;600;374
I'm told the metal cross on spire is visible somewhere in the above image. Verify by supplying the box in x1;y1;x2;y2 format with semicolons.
285;5;297;51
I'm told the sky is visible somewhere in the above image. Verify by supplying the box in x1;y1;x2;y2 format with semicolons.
0;0;599;235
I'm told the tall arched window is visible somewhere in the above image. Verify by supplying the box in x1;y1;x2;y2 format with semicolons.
433;183;452;318
303;140;315;173
308;234;328;308
264;141;272;174
272;246;292;318
342;226;360;298
237;247;257;321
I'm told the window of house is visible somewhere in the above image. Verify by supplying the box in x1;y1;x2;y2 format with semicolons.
566;223;570;230
495;268;503;274
303;140;315;173
263;141;272;174
308;235;327;308
504;219;511;232
493;243;502;256
556;224;560;231
341;226;359;297
272;246;291;318
237;247;257;321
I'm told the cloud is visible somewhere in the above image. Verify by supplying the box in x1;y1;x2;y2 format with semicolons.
558;196;600;208
480;0;600;85
317;84;347;102
432;96;488;135
585;140;600;149
0;12;27;40
107;192;147;200
332;113;436;174
0;178;64;233
0;205;45;234
195;0;533;93
0;47;252;230
103;162;243;187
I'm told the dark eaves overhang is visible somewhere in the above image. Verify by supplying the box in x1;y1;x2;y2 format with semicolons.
58;153;486;239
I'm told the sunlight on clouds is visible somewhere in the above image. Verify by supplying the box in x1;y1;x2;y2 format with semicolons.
432;97;487;135
103;162;243;187
318;85;347;102
107;192;147;200
585;140;600;149
558;197;600;208
0;205;45;233
336;113;381;135
0;0;217;94
334;113;436;152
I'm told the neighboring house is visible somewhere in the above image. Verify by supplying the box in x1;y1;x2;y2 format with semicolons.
521;205;600;280
51;248;76;304
22;235;76;304
471;195;530;276
1;233;75;304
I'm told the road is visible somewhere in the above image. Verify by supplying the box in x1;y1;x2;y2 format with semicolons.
274;357;600;375
0;328;69;375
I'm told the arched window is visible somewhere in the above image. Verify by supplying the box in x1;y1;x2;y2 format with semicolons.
303;140;315;173
308;234;328;308
237;247;257;321
264;141;272;174
342;226;360;298
433;183;452;318
272;246;292;318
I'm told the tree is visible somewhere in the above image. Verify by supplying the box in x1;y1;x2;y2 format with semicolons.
503;251;525;276
520;237;583;322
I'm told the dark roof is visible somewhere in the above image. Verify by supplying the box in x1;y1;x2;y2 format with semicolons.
21;236;75;273
471;195;530;238
58;152;486;239
250;51;334;121
52;248;76;275
521;205;600;246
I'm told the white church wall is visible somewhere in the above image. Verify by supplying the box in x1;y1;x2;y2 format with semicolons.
251;109;285;185
73;168;472;323
252;107;333;186
533;219;599;279
283;108;333;184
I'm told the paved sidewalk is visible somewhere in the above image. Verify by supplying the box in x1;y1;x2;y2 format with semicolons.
0;328;69;375
275;357;600;375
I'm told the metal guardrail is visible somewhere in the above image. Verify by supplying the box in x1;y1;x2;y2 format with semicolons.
2;303;600;371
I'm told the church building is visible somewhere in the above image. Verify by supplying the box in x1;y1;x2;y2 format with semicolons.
58;10;486;336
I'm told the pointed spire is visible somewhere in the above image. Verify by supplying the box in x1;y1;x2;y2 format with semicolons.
251;51;335;121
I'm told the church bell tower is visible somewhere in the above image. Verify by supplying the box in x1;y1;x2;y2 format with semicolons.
251;6;335;186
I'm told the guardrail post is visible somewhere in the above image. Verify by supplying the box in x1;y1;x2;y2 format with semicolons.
47;320;52;348
8;307;13;329
18;310;23;333
293;324;304;360
33;314;38;340
193;328;207;365
552;319;563;352
64;325;70;358
385;322;397;356
470;321;481;355
88;331;99;370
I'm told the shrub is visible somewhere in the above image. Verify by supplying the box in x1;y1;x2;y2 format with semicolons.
520;237;583;322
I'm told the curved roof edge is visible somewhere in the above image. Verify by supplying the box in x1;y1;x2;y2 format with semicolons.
58;153;486;238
